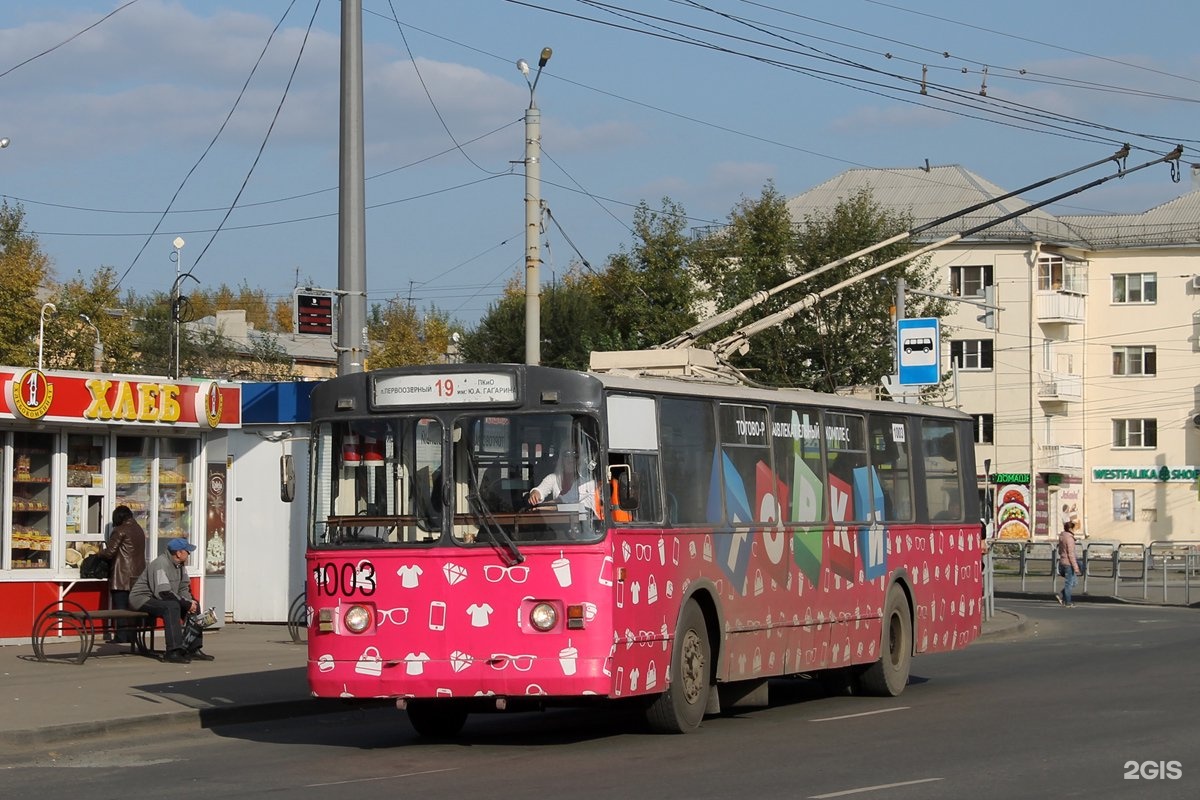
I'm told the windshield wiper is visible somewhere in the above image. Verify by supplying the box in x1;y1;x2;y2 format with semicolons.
463;450;523;566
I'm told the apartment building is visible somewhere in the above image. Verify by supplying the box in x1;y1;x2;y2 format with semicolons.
787;163;1200;544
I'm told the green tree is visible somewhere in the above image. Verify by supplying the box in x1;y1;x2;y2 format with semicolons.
591;198;699;351
693;186;947;391
464;198;699;366
368;300;458;369
41;268;132;373
461;281;525;364
0;201;52;366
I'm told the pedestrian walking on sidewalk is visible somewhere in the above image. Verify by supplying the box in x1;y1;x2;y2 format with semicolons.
130;538;215;663
96;505;146;644
1057;519;1082;607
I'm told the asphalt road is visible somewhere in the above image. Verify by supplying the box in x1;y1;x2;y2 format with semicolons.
3;599;1196;800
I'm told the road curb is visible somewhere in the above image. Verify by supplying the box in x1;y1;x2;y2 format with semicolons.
0;697;385;750
980;607;1026;639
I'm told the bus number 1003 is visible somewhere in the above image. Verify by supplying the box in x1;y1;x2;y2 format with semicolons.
436;378;455;396
313;561;376;597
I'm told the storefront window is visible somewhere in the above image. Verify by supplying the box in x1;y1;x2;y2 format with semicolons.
114;436;196;558
115;436;153;535
10;431;54;569
158;438;194;552
64;434;107;572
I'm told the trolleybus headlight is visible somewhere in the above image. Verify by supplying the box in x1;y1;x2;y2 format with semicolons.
529;602;558;631
344;605;372;633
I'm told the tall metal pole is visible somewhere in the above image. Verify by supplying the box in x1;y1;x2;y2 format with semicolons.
338;0;368;375
523;98;542;366
172;237;185;379
521;48;552;367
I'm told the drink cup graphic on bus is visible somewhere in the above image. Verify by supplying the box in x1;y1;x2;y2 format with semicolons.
552;552;572;587
581;601;597;622
559;640;578;675
658;536;666;565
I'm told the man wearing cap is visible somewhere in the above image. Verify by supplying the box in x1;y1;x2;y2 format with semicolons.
130;538;214;663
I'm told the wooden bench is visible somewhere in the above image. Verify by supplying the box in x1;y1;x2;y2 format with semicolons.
31;600;158;664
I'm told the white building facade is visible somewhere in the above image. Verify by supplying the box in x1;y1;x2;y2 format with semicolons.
787;164;1200;544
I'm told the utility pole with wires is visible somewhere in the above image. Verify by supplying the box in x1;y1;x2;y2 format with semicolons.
518;47;552;366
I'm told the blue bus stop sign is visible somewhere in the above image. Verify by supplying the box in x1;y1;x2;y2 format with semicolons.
897;318;940;386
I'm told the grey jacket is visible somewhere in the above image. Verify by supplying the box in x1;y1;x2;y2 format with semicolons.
129;553;193;610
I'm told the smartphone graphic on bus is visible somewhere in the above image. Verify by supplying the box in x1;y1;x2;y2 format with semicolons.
428;600;446;631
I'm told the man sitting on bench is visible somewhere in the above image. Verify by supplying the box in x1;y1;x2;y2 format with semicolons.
130;538;214;664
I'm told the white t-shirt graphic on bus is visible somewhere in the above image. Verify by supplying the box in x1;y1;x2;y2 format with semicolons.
466;602;494;627
396;564;423;588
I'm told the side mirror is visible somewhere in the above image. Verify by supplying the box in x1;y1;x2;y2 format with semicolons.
280;454;296;503
613;466;640;511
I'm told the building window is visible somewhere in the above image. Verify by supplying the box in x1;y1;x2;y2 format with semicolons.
1112;418;1157;448
972;413;994;444
1112;273;1156;304
1112;346;1156;376
1037;255;1065;291
950;265;992;297
950;339;994;370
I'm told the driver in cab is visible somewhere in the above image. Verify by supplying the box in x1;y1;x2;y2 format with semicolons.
526;447;597;516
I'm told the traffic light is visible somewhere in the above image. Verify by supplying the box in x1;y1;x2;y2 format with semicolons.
295;291;334;335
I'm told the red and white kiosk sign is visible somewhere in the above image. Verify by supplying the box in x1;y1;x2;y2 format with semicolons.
0;369;241;428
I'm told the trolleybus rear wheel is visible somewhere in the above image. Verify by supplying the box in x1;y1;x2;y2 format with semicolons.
405;700;468;739
855;585;912;696
645;599;710;733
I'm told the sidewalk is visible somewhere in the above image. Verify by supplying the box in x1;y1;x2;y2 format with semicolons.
1;611;1030;748
0;624;350;749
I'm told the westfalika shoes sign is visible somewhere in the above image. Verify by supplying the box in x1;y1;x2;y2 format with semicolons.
0;367;240;428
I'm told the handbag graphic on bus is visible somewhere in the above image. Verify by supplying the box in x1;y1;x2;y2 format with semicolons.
354;646;383;676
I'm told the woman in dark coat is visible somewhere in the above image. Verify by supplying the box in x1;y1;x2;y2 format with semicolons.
97;505;147;643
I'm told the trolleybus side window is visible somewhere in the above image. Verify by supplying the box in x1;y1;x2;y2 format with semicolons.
771;405;826;523
660;397;717;524
921;419;963;521
869;414;915;522
717;404;772;527
605;393;662;525
824;412;872;521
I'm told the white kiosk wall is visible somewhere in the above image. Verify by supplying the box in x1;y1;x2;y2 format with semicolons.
227;426;310;622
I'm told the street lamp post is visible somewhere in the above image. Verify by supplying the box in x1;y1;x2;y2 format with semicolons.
169;236;192;379
37;302;56;371
0;137;10;149
518;47;552;366
80;314;103;373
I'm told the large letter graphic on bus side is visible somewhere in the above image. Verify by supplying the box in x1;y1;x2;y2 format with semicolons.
710;450;753;593
828;475;856;584
755;460;790;589
852;466;888;581
790;436;824;588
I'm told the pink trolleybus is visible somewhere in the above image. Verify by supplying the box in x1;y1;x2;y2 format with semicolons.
304;364;982;736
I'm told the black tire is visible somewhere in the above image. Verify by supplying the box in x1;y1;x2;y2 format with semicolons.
406;700;469;739
856;585;912;696
645;600;711;733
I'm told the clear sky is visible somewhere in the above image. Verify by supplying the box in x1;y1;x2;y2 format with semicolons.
1;1;1196;328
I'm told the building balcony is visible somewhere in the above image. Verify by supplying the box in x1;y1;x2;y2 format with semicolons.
1035;290;1085;324
1038;372;1082;403
1038;444;1084;473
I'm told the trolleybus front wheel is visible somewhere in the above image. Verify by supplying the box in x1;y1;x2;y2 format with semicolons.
855;584;912;696
645;599;710;733
405;700;469;739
